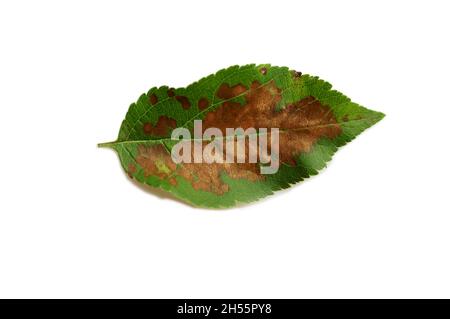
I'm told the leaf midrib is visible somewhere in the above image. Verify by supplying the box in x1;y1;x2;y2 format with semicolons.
97;116;382;148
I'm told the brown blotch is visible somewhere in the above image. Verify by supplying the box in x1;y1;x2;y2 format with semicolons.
136;143;242;195
206;81;341;166
127;163;136;178
149;93;158;105
175;95;191;109
143;116;177;137
260;67;267;75
216;83;247;100
167;88;175;97
136;145;177;180
136;80;342;195
198;97;209;110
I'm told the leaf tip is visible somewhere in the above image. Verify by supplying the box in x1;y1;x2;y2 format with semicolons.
375;110;386;122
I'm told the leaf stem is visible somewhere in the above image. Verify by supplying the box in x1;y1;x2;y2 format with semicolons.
97;141;115;148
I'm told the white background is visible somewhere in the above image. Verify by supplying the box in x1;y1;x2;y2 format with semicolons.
1;0;449;298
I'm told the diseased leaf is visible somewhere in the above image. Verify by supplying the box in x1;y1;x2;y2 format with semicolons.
99;64;384;208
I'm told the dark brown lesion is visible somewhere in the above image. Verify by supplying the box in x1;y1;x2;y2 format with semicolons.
175;95;191;109
216;83;247;100
293;70;302;78
149;93;158;105
198;97;209;110
143;116;177;137
136;80;342;195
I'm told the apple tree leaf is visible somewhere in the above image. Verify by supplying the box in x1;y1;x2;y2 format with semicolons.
98;64;384;208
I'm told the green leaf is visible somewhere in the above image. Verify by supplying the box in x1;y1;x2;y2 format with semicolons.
99;64;384;208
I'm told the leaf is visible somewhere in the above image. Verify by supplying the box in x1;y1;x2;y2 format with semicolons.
98;64;384;208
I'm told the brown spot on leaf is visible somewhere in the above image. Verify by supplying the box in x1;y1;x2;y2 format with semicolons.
143;116;177;137
149;93;158;105
216;83;247;100
167;88;175;97
260;67;267;75
293;70;302;78
127;163;136;178
136;80;342;195
198;97;209;110
175;95;191;109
